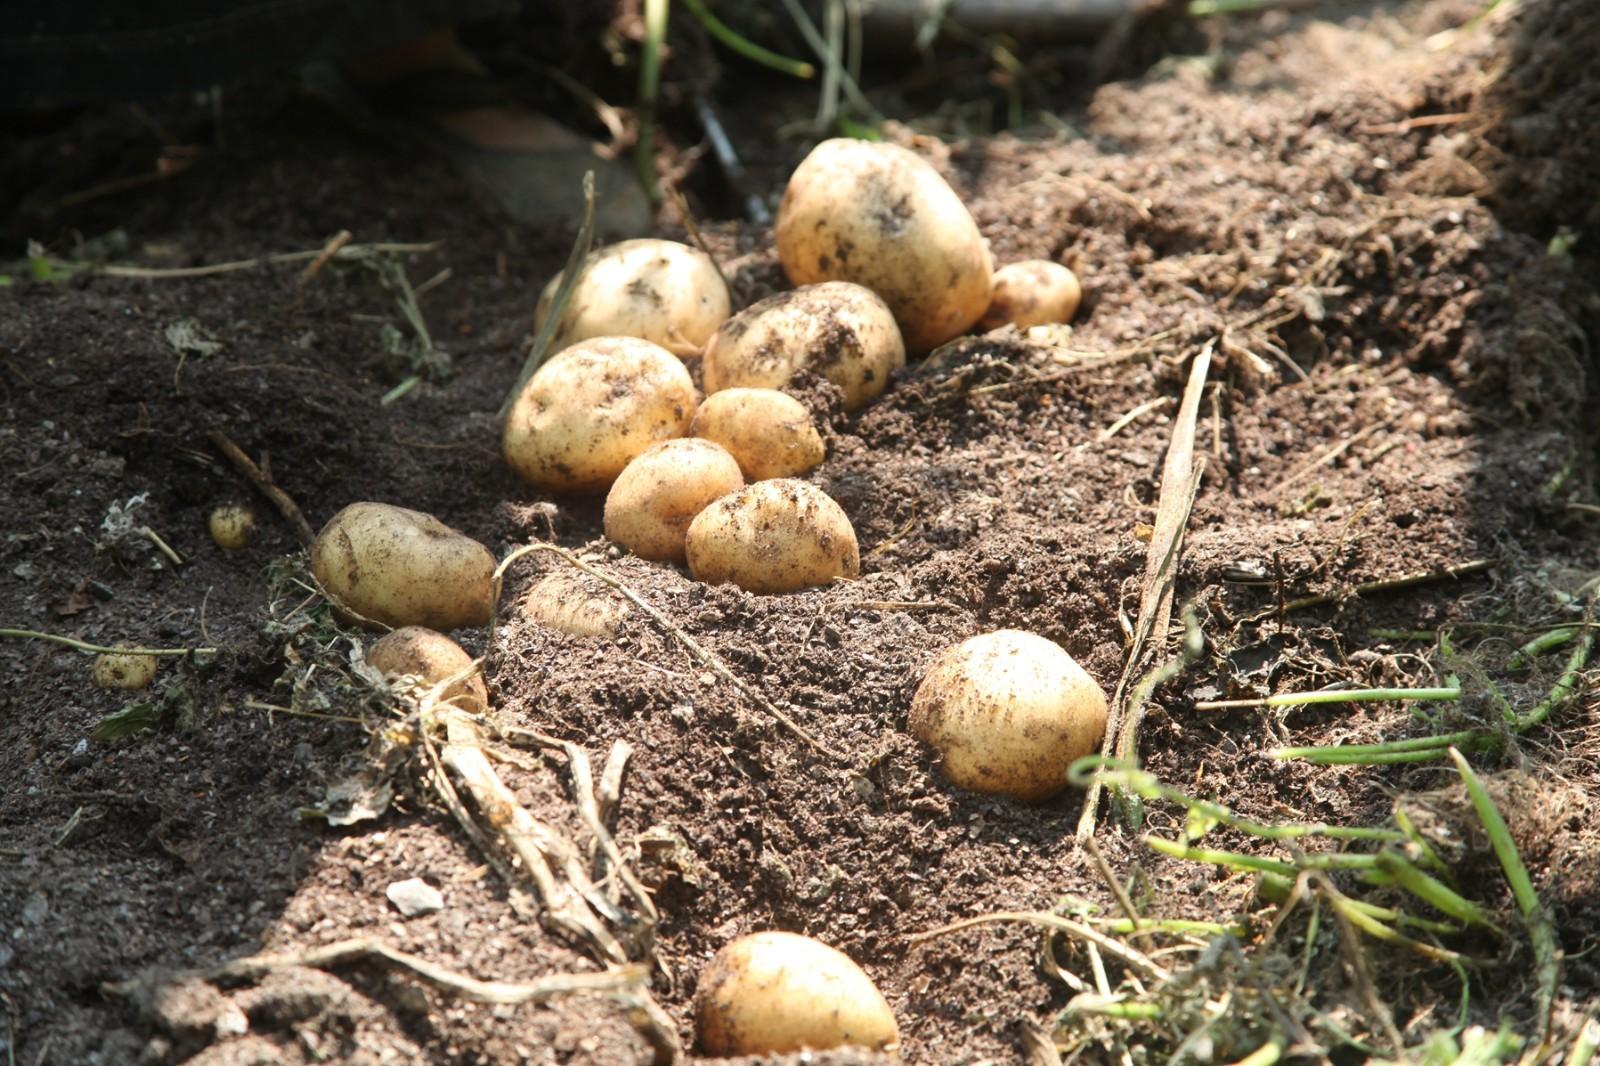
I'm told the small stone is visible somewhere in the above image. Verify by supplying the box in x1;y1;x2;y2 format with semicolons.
386;878;443;917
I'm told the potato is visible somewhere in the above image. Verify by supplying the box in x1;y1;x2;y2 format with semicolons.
534;239;731;358
520;569;630;638
604;439;744;563
776;138;993;353
910;630;1107;803
92;647;158;690
695;931;900;1056
208;504;256;551
367;626;487;714
690;388;826;481
978;260;1082;331
685;479;859;594
502;336;697;494
702;282;904;413
311;502;496;631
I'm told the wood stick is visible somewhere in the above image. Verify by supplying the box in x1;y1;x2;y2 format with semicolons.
207;429;317;546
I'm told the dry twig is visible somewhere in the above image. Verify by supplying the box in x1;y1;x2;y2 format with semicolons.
206;429;317;546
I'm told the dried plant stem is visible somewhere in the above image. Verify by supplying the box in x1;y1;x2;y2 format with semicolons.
910;911;1171;983
207;428;317;546
0;629;216;657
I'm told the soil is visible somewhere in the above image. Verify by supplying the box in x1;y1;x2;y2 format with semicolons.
3;1;1599;1064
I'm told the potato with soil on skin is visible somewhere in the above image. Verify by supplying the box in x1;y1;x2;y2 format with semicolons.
520;569;630;638
776;137;993;354
694;931;900;1056
910;629;1108;803
978;260;1082;331
311;502;496;631
534;238;731;358
604;439;745;563
702;282;905;412
366;626;487;714
92;646;158;690
502;336;697;494
689;388;825;481
685;479;859;594
207;504;256;551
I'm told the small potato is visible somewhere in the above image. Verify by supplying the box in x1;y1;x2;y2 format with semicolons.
702;283;904;412
685;479;859;594
367;626;487;714
776;138;993;353
978;260;1082;331
690;388;825;481
695;931;900;1056
534;239;731;358
92;647;158;690
208;504;256;551
311;502;496;631
604;439;744;563
910;629;1107;803
520;569;630;638
503;336;697;494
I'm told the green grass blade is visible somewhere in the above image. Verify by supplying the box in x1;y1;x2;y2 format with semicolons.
680;0;815;77
1374;850;1497;929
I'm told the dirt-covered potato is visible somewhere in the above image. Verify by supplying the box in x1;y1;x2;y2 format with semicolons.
604;439;744;563
519;569;630;638
689;388;825;481
702;283;904;412
92;647;158;690
207;504;256;551
910;629;1107;803
534;238;731;358
695;931;900;1056
311;502;496;631
978;260;1082;331
685;479;859;594
367;626;487;713
776;138;993;354
502;336;697;494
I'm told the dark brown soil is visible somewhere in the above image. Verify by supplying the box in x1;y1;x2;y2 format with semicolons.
4;1;1599;1064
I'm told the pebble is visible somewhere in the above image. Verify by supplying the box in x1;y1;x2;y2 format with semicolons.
385;878;444;918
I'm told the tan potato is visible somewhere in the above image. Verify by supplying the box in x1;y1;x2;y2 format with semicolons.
604;439;744;563
92;647;158;690
367;626;487;714
311;502;495;631
534;239;731;358
207;504;256;551
978;260;1082;331
910;629;1107;803
776;138;993;354
690;389;825;481
695;931;900;1056
685;479;859;594
520;569;630;638
502;337;697;494
702;282;904;412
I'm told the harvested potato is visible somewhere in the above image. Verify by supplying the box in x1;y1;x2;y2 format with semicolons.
910;629;1107;803
695;931;900;1056
502;336;697;494
367;626;487;714
520;569;630;638
208;504;256;551
311;502;496;631
776;138;993;353
534;238;731;358
690;388;825;481
685;479;858;594
978;260;1082;331
92;646;158;690
604;439;744;563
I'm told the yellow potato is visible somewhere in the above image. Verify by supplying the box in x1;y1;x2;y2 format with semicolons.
604;439;744;563
92;647;158;690
695;931;900;1056
776;138;993;353
502;336;697;494
910;629;1107;803
519;569;630;638
685;479;859;594
702;282;904;412
207;504;256;551
311;502;496;631
366;626;487;714
534;238;731;358
689;388;825;481
978;260;1082;330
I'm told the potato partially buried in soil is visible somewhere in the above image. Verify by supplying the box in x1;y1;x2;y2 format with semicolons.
502;336;697;494
689;388;825;481
366;626;487;714
978;259;1082;331
685;479;859;594
519;569;630;638
311;502;496;631
207;504;256;551
604;438;745;563
701;282;905;412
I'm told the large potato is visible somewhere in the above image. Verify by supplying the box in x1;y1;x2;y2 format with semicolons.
702;283;904;412
910;629;1107;803
978;260;1082;331
695;931;900;1056
367;626;487;714
685;479;859;594
534;238;731;358
311;502;495;631
604;439;744;563
690;388;825;481
502;337;697;494
776;138;993;353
